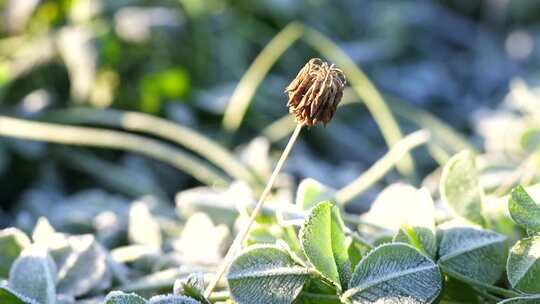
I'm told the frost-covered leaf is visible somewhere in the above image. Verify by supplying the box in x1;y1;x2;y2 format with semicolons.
342;243;442;304
148;294;201;304
295;179;335;210
175;182;253;228
499;295;540;304
300;201;349;290
440;150;485;226
45;190;129;232
31;218;75;274
438;222;507;284
508;186;540;233
104;291;147;304
56;235;109;296
9;246;56;304
0;285;39;304
173;213;229;266
0;228;31;278
506;235;540;293
129;201;162;247
227;245;309;304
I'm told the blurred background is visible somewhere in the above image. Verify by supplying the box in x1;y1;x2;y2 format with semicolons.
1;0;540;226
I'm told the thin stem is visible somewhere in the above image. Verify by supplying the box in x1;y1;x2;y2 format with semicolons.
44;107;259;187
222;22;304;132
441;265;521;298
204;124;303;297
0;116;229;186
208;290;230;302
335;129;431;205
471;286;502;303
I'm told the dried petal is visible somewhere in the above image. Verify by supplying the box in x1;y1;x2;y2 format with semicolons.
285;58;346;126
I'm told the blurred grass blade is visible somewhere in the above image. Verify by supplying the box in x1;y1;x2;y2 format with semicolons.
302;27;416;180
222;22;304;132
44;108;259;187
55;147;168;200
385;95;476;154
335;129;430;205
0;116;229;186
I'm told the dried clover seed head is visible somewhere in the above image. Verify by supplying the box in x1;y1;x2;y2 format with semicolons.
285;58;346;126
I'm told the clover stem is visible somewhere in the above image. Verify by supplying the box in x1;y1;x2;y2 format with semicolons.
441;265;521;298
204;123;303;297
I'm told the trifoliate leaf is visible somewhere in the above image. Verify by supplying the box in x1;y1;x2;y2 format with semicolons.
227;245;309;304
507;235;540;293
300;201;350;290
508;185;540;233
438;222;507;284
342;243;442;304
440;150;485;226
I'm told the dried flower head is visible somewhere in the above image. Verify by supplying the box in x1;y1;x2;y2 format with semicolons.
285;58;346;126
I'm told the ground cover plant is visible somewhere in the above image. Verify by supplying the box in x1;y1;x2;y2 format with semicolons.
1;1;540;304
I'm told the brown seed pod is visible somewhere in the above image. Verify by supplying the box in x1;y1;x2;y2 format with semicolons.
285;58;346;126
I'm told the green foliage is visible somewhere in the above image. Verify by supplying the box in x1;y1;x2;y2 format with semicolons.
508;186;540;233
0;228;31;278
2;0;540;303
299;201;350;290
507;235;540;293
440;150;485;226
140;68;190;114
173;273;210;304
227;245;309;304
296;179;336;210
438;223;507;284
342;243;442;303
390;187;437;258
0;285;38;304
